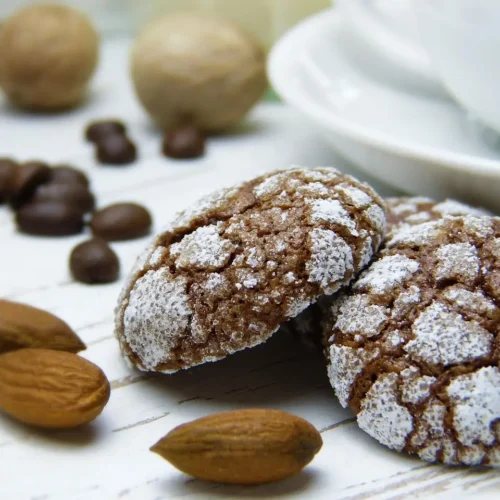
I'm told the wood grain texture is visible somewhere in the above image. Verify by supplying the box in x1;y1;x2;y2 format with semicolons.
1;40;496;500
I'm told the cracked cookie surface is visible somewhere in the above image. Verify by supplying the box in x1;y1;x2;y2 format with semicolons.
115;167;385;373
323;215;500;466
386;197;490;235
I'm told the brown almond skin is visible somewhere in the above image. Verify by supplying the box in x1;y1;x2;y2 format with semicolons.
150;409;323;485
0;299;86;354
0;348;110;428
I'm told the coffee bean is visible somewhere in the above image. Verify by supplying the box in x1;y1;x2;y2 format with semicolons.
90;202;152;241
85;120;126;143
162;124;205;159
96;135;137;165
0;158;18;204
69;239;120;284
9;161;51;209
51;165;89;187
30;182;95;214
16;202;84;236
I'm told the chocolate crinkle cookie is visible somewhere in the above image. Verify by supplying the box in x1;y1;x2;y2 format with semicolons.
323;215;500;466
385;196;490;235
115;167;385;373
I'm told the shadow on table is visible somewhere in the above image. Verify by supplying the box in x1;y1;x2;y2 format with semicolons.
139;111;270;140
160;467;324;498
0;413;103;448
141;327;338;413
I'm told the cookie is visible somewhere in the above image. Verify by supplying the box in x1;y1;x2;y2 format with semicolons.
323;215;500;466
115;167;385;373
386;196;490;235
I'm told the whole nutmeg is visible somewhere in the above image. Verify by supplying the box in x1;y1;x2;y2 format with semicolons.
131;13;267;132
0;5;99;111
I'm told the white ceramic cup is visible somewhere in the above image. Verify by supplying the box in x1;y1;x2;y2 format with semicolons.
335;0;446;96
414;0;500;135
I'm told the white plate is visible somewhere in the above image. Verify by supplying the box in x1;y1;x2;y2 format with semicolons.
336;0;446;97
268;9;500;212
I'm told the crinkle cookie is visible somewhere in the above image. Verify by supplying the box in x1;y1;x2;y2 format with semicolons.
323;215;500;466
386;196;490;235
115;167;385;373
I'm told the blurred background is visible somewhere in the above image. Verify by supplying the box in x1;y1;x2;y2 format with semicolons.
0;0;331;48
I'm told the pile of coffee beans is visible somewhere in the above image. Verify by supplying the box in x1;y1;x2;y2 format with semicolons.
85;119;137;165
2;115;208;286
162;123;206;159
1;154;153;285
0;159;94;236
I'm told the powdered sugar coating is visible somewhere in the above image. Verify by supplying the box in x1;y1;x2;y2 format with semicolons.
392;285;421;319
358;373;414;451
170;224;234;270
308;198;358;235
323;215;500;466
405;301;492;366
364;204;386;233
337;183;374;208
385;196;491;236
123;270;191;371
442;286;496;315
328;345;380;407
116;166;385;373
400;370;436;404
462;217;493;239
307;229;354;293
334;295;388;337
434;200;488;217
387;220;444;247
354;255;419;294
434;243;480;285
173;187;237;228
448;367;500;448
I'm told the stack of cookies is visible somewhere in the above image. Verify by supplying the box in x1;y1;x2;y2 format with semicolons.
115;167;499;467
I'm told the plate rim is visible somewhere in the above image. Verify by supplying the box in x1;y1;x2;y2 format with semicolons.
268;8;500;178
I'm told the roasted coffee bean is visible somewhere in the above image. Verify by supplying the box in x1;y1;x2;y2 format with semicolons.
69;239;120;284
30;182;95;214
16;202;84;236
0;158;18;204
9;161;51;209
85;119;126;143
90;202;152;241
162;124;206;159
51;165;89;187
96;135;137;165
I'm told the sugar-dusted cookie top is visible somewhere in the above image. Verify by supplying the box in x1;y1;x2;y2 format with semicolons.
385;196;490;235
323;215;500;466
115;167;385;373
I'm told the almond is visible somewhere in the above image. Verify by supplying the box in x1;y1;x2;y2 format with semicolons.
0;348;110;428
0;299;86;354
150;409;323;484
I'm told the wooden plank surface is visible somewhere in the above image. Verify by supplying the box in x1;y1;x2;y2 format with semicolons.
0;40;497;500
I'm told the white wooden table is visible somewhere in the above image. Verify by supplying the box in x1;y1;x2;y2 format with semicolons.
0;40;498;500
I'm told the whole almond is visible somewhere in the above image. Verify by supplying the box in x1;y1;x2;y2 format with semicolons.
0;299;86;354
0;348;110;428
150;409;323;484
